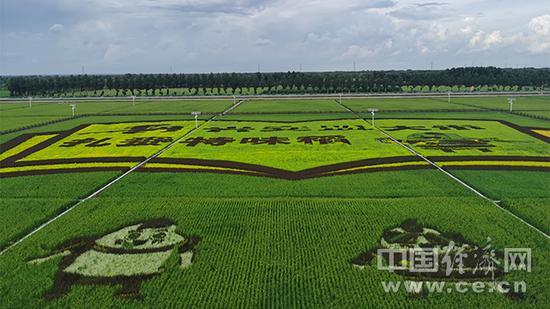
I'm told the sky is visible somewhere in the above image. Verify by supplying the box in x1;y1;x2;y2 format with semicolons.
1;0;549;75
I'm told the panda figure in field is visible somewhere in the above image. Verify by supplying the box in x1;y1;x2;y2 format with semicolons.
28;219;200;300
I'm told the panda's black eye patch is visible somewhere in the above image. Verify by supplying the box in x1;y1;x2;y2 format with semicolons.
153;232;166;239
127;232;141;240
133;239;147;246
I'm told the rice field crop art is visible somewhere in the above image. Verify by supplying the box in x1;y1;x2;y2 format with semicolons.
0;120;199;177
27;219;199;300
150;119;425;178
375;119;550;171
1;118;549;178
351;219;526;301
0;97;549;308
3;194;549;308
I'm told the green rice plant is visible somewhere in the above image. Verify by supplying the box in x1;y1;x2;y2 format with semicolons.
104;170;471;199
372;111;550;128
0;172;120;249
1;191;548;307
0;100;231;132
343;97;480;112
452;170;550;234
233;99;348;113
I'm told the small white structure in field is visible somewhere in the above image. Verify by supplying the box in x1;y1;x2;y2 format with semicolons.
131;95;136;106
70;104;77;117
29;96;33;108
191;111;201;128
507;97;515;112
367;108;379;127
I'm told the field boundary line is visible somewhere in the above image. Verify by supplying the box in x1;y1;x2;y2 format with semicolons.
334;99;550;240
445;99;550;121
0;99;245;256
0;115;87;136
222;99;246;115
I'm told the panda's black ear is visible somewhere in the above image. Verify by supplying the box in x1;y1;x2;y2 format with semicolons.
138;218;174;230
178;236;201;253
56;236;95;251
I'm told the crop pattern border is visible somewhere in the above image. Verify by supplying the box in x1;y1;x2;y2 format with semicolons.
0;118;548;179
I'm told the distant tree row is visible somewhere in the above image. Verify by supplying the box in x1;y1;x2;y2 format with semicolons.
4;67;549;97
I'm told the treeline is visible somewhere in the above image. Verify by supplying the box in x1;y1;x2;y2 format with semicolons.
4;67;549;97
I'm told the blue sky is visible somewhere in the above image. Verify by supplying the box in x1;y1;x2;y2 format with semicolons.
1;0;549;74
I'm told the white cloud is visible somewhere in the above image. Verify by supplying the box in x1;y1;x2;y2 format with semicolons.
75;20;112;33
254;37;272;46
460;17;475;34
482;30;504;49
463;14;550;55
339;45;379;59
427;23;449;41
388;2;452;21
468;30;507;51
528;14;550;36
416;41;430;55
526;14;550;54
303;32;332;43
2;0;550;74
468;31;483;48
383;38;393;49
49;24;65;33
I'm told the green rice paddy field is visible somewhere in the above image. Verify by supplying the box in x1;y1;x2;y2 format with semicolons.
0;96;548;307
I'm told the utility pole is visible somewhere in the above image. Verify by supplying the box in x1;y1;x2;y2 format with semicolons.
368;108;379;127
508;98;515;112
70;104;76;117
191;112;201;128
29;96;32;108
